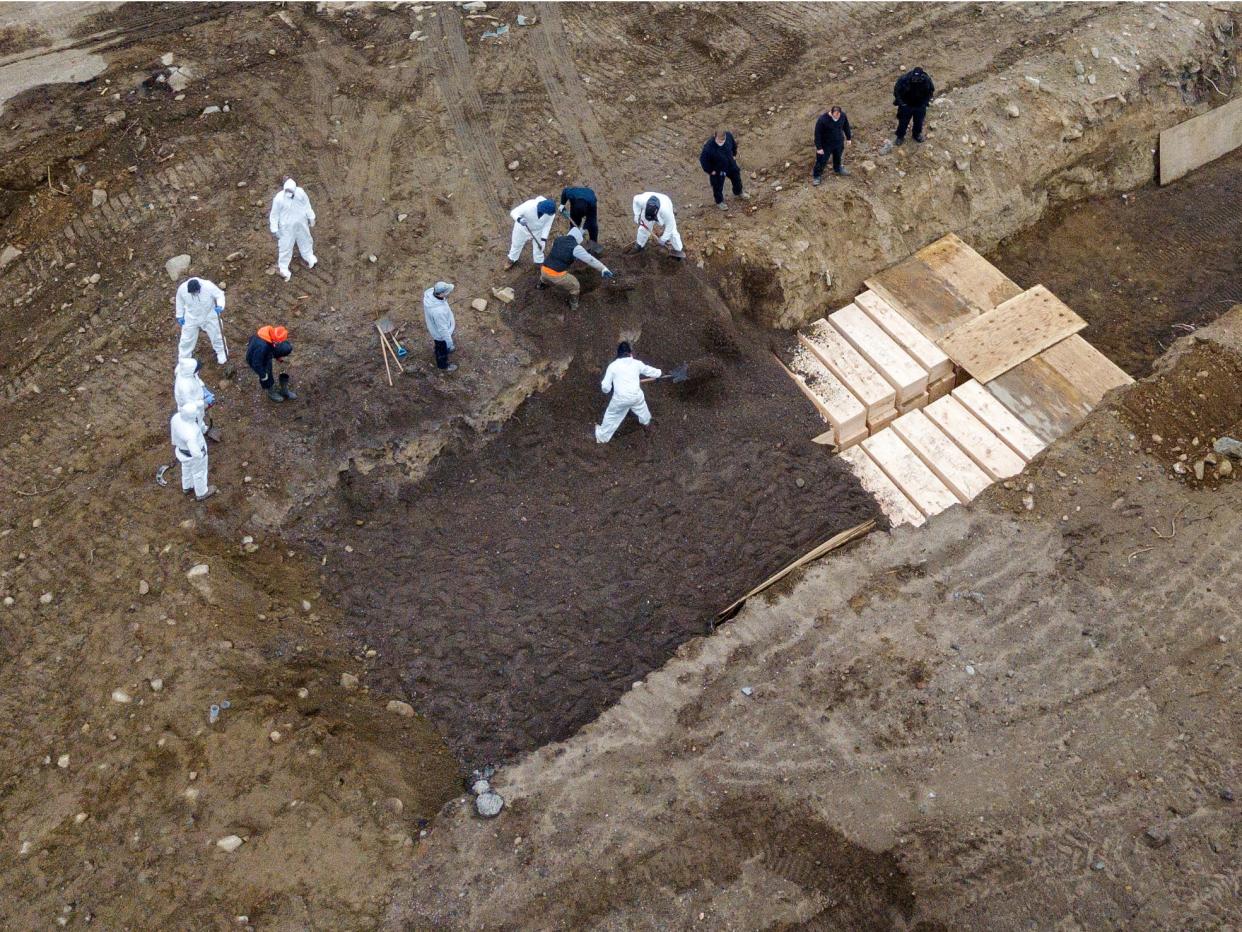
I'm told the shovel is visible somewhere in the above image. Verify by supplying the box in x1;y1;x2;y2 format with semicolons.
642;362;689;384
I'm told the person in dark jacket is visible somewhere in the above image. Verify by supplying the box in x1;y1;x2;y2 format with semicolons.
539;226;613;311
245;324;295;403
698;129;749;210
559;186;599;245
893;66;935;144
812;106;853;184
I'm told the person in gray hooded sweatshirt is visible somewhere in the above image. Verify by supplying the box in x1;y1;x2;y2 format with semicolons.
423;281;458;372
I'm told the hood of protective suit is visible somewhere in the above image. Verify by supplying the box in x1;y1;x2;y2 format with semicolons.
176;358;197;377
568;226;584;243
257;325;289;344
178;401;203;419
283;178;297;195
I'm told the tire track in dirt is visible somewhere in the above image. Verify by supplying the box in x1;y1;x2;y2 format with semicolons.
427;6;510;217
522;3;614;200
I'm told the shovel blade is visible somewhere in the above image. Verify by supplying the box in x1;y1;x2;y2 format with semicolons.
668;362;689;383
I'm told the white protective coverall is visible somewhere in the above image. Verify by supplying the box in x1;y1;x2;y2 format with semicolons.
422;286;456;350
507;197;556;265
269;179;316;280
170;402;209;497
175;278;227;362
173;358;208;430
632;192;683;252
595;355;662;443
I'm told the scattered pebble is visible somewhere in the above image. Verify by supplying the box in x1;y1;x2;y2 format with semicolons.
186;564;209;579
475;791;504;818
216;834;244;853
386;700;415;717
740;686;754;697
149;678;163;692
57;754;70;769
111;689;132;704
340;673;360;690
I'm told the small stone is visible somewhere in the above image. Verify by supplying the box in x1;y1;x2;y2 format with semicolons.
74;812;88;825
269;730;282;743
301;599;312;612
92;188;108;207
461;0;487;11
368;254;378;263
1024;76;1041;88
201;105;221;116
57;754;70;769
0;244;23;270
149;678;163;692
740;686;754;697
226;251;246;261
471;298;488;312
165;255;191;281
507;160;520;171
1022;494;1035;511
1193;460;1205;481
397;213;408;222
1091;46;1100;59
1143;825;1170;848
216;834;244;852
795;477;805;488
491;286;515;303
103;110;126;126
296;687;309;699
470;779;491;796
340;673;360;690
1006;104;1020;118
3;597;13;607
860;160;876;174
386;700;415;717
111;688;132;703
1217;459;1233;478
1074;59;1085;75
1087;74;1097;85
186;564;209;578
1091;861;1105;871
965;665;976;676
475;791;504;817
40;592;53;605
1220;788;1234;802
161;52;175;66
139;580;150;595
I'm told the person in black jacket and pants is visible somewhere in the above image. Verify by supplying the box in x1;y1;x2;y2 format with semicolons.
699;129;749;210
812;106;852;184
893;66;934;144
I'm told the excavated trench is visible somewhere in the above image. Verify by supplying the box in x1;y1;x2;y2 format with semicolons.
292;143;1242;772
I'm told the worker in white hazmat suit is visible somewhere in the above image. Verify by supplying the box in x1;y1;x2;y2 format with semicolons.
170;400;215;501
269;178;317;281
632;192;684;258
422;281;458;372
173;358;214;432
175;277;228;363
595;341;662;444
505;197;557;268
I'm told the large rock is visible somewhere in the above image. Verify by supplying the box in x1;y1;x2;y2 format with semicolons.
0;244;22;271
165;255;191;281
92;189;108;208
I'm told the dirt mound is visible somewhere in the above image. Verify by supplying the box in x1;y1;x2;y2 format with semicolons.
295;258;877;767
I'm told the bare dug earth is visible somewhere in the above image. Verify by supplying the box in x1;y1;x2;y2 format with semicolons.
398;310;1242;929
0;2;1237;929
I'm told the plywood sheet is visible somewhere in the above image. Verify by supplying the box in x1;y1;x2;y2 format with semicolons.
786;345;867;442
986;354;1092;443
892;409;993;503
1159;97;1242;186
924;395;1025;481
861;430;959;518
854;290;954;381
830;303;929;403
798;322;896;416
938;285;1086;384
839;446;925;529
952;380;1046;462
1038;334;1133;405
863;233;1021;341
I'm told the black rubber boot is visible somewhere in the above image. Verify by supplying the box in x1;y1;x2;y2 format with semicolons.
266;385;285;403
278;373;297;400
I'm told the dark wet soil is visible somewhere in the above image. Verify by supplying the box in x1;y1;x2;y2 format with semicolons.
303;254;878;766
991;147;1242;378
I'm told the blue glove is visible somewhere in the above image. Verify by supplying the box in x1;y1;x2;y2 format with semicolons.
202;387;216;406
177;316;185;326
214;305;223;316
602;270;615;280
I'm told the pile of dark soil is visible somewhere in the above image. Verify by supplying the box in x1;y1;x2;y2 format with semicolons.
301;252;878;765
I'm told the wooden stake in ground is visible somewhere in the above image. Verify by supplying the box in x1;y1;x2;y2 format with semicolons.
717;518;876;620
375;316;405;387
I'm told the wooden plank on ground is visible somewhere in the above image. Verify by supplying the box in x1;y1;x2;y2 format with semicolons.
1038;334;1133;405
854;290;954;381
938;285;1086;384
952;380;1046;462
863;233;1022;341
916;232;1022;314
786;345;867;443
924;395;1025;481
798;322;896;417
1159;97;1242;186
830;303;929;403
891;409;993;503
929;373;956;401
838;446;925;529
986;354;1092;443
861;429;959;518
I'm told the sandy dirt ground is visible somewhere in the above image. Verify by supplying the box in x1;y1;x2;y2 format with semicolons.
0;2;1238;928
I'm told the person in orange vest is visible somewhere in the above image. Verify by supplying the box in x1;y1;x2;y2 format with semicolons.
245;325;295;403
